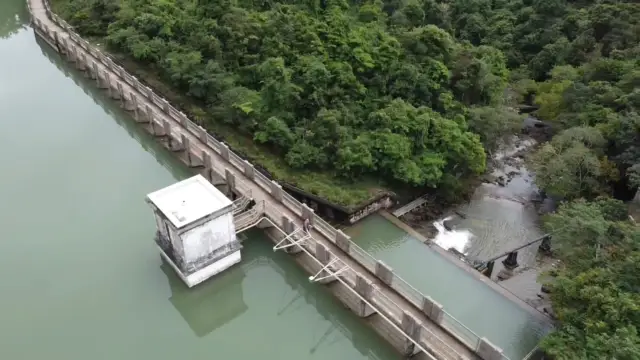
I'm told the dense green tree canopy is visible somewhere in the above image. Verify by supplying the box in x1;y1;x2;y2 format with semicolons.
54;0;538;203
55;0;639;202
436;0;640;196
530;126;619;200
542;199;640;359
511;1;640;356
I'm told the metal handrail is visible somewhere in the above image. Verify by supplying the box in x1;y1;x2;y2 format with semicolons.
258;201;465;360
34;6;499;358
232;196;251;214
522;346;541;360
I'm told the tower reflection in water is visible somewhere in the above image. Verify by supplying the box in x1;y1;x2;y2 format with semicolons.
160;243;248;338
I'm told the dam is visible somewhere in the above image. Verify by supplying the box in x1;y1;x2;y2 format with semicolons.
0;5;398;359
0;0;551;359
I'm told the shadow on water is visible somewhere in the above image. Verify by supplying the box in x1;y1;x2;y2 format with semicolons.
33;34;191;181
160;255;249;338
249;232;399;360
160;230;398;360
0;0;28;39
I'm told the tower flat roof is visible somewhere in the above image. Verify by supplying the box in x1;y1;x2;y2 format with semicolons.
146;175;233;228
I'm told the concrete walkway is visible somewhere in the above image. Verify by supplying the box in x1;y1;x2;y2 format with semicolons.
26;1;507;359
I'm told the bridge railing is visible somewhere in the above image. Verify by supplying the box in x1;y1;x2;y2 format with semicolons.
232;196;251;214
281;191;303;215
257;203;471;360
521;346;541;360
234;201;265;232
442;313;482;350
36;4;506;359
347;243;378;272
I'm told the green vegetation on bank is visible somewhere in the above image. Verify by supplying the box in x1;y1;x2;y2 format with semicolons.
518;5;639;356
542;198;640;359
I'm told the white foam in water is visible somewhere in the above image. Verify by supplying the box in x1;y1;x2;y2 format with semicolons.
432;216;473;254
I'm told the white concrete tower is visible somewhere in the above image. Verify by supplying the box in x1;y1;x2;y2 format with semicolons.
146;175;241;287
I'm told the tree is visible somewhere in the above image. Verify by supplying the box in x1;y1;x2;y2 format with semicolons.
611;113;640;186
531;127;616;200
628;164;640;189
57;0;639;208
0;0;28;39
466;106;523;151
540;199;640;359
534;65;578;122
450;45;509;106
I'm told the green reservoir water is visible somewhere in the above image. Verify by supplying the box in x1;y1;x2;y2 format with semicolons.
346;214;553;360
0;3;398;359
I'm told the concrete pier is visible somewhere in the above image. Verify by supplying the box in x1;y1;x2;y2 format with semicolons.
26;1;509;358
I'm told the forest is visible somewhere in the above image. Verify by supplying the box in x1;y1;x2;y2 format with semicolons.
52;0;639;358
51;0;512;207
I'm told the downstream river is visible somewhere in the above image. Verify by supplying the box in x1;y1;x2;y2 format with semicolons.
0;2;399;359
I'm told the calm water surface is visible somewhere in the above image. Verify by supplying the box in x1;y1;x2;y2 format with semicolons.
0;3;399;359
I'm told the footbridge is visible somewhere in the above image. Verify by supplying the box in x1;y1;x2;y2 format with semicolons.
27;1;509;359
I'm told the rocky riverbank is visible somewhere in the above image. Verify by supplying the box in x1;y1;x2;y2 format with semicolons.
402;134;539;239
399;130;558;318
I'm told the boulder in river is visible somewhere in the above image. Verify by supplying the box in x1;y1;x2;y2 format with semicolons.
443;218;454;231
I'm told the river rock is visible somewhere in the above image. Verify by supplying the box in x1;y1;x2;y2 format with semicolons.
443;218;455;231
496;268;515;281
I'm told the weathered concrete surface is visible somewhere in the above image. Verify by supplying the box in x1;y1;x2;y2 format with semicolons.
27;2;490;358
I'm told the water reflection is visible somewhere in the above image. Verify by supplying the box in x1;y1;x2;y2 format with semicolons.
0;0;27;39
160;260;248;337
34;34;190;181
257;235;398;360
157;229;399;359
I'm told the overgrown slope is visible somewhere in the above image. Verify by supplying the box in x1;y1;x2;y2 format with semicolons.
51;0;519;207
